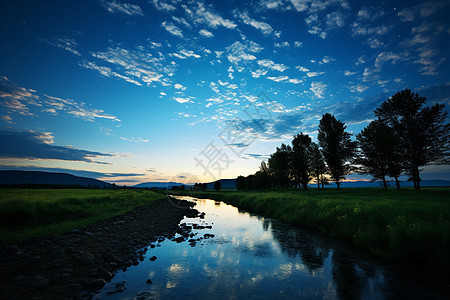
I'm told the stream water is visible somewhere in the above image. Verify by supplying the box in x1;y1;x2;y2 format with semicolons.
95;196;448;299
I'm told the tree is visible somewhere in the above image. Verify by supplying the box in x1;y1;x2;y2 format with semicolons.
291;133;312;190
318;113;357;190
374;89;449;189
236;176;246;190
310;142;327;189
356;119;403;190
268;143;292;189
214;180;221;191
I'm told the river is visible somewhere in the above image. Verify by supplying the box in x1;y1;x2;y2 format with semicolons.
95;196;448;299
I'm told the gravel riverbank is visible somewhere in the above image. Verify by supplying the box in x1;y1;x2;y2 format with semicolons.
0;196;199;299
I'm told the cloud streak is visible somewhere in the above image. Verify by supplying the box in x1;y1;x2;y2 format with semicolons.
0;129;112;163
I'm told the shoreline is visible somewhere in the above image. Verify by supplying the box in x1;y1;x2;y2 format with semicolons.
0;196;199;299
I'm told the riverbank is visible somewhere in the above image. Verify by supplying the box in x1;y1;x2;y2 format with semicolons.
0;196;199;299
170;188;450;275
0;188;170;245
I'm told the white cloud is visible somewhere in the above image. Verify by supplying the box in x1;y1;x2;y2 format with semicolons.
199;29;214;37
0;76;121;123
120;137;149;143
85;45;171;86
150;0;176;12
267;75;289;82
46;37;81;56
294;41;303;47
172;16;192;28
257;59;289;72
183;2;237;29
226;40;262;64
174;83;186;90
352;23;390;36
274;41;290;48
288;78;303;84
238;11;274;35
101;0;144;16
349;84;369;93
171;49;201;59
296;66;310;72
344;70;356;76
251;69;268;78
161;21;183;37
310;81;327;98
374;51;401;68
306;71;324;77
320;55;335;64
173;97;191;103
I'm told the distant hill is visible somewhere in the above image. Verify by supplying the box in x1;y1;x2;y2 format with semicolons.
134;178;237;189
133;182;187;189
0;170;112;187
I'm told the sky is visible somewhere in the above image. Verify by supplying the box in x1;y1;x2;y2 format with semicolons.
0;0;449;186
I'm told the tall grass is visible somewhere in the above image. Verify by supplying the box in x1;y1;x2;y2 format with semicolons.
0;188;166;245
173;188;450;273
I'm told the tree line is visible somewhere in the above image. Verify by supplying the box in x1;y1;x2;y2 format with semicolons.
236;89;449;190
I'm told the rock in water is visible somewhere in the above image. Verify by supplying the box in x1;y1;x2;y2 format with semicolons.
149;256;157;261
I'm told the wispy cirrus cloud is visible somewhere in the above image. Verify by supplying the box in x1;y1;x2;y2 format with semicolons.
0;128;112;163
199;29;214;37
182;2;237;29
101;0;144;16
46;37;81;56
161;21;183;37
0;76;120;123
257;59;289;72
310;81;327;98
226;40;262;65
237;11;274;35
150;0;177;12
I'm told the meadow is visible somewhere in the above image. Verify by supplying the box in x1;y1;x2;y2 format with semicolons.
0;188;166;245
172;188;450;273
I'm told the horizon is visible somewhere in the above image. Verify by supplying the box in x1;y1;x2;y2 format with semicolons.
1;0;449;185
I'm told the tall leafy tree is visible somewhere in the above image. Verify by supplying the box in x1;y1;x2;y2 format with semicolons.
310;142;327;189
318;113;357;190
374;89;449;189
291;133;312;190
356;119;403;190
268;143;292;189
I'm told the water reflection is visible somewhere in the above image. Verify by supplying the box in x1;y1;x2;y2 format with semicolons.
95;196;447;300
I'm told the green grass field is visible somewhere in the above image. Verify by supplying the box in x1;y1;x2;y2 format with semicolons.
172;188;450;273
0;188;166;245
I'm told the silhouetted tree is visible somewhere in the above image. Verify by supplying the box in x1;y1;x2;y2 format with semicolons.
318;113;357;190
214;180;221;191
202;183;207;191
236;176;246;190
291;133;312;190
357;119;403;190
268;143;292;189
310;142;327;189
375;89;449;189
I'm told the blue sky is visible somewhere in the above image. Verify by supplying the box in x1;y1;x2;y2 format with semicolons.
0;0;449;185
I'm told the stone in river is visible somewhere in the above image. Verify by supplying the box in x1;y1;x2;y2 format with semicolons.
149;256;157;261
146;279;153;284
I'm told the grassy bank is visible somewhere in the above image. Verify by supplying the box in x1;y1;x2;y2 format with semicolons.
0;188;166;245
172;188;450;273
